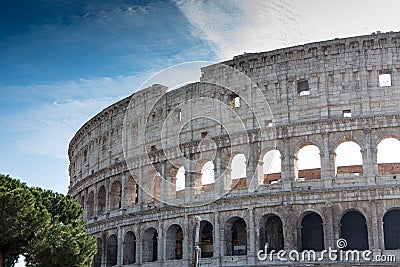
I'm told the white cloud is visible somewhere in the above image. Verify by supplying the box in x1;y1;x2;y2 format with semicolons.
176;0;400;60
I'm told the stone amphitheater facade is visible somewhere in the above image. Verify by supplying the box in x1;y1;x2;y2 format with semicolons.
69;31;400;266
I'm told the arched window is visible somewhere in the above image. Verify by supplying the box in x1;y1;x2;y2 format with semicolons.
110;181;122;210
93;237;102;267
201;161;215;185
260;214;284;252
301;213;324;251
335;141;363;176
263;150;282;184
125;177;138;208
225;217;247;256
231;154;247;189
166;224;183;260
383;209;400;249
295;144;321;180
97;185;106;215
143;227;158;262
200;221;213;258
106;235;118;266
123;231;136;264
378;138;400;175
340;211;369;250
176;166;185;192
87;191;94;219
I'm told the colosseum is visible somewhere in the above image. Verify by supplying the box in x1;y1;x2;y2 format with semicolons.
69;31;400;266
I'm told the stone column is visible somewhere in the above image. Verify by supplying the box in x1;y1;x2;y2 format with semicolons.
158;220;164;262
324;203;334;249
138;165;144;210
246;140;261;191
183;216;190;265
105;179;110;213
280;136;293;190
117;226;122;265
370;201;380;249
83;188;88;220
94;185;98;216
101;231;107;267
214;211;221;264
248;208;256;264
160;160;167;203
214;147;225;194
121;173;126;210
321;132;334;187
137;225;143;264
363;128;375;182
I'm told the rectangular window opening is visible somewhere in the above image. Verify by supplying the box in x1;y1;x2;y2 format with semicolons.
379;71;392;87
343;109;352;118
297;80;310;96
230;95;240;108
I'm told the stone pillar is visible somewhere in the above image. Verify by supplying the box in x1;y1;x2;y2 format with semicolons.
105;179;110;213
214;147;225;194
248;208;256;264
214;211;221;264
138;166;144;210
83;188;88;220
117;226;122;265
324;203;335;249
158;220;164;262
363;128;375;183
183;216;190;265
246;140;261;191
321;132;334;187
370;201;380;249
160;160;167;203
378;215;385;249
121;173;126;210
94;185;98;216
101;231;107;267
137;225;143;264
371;148;379;176
280;137;293;190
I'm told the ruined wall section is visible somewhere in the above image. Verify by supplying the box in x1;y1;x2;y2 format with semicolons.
201;31;400;125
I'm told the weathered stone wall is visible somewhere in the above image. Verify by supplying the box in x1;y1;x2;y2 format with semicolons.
69;32;400;266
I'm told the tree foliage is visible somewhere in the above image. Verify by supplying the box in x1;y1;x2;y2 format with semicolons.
0;174;96;267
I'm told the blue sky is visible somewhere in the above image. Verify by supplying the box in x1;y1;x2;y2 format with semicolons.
1;0;400;195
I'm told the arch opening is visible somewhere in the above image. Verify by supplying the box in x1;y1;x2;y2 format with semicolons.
231;154;247;190
125;177;138;208
106;235;118;266
383;209;400;249
295;144;321;181
87;191;94;219
335;141;363;176
225;217;247;256
166;224;183;260
300;213;324;251
97;185;106;215
200;221;213;258
340;211;369;250
260;215;284;252
143;227;158;262
93;237;102;267
110;180;122;210
263;150;282;184
378;138;400;176
201;161;215;192
123;231;136;265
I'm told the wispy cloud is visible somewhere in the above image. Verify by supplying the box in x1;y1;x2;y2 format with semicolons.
175;0;400;60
